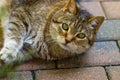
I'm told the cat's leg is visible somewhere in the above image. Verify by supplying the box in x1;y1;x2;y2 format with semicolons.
0;42;33;77
32;25;49;59
15;43;33;63
0;22;23;76
0;22;26;66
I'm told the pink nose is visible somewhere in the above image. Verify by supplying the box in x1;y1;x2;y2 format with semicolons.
65;39;71;44
65;37;74;44
65;34;75;44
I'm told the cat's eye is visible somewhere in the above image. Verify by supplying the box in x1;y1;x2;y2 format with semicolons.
76;33;86;39
62;23;69;31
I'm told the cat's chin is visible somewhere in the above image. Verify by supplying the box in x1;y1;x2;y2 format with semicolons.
58;43;90;54
59;43;70;51
58;43;79;53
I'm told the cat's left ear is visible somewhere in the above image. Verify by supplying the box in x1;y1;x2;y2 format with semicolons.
88;16;104;32
63;0;77;15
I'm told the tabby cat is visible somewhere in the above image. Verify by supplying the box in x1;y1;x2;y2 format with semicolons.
0;0;104;68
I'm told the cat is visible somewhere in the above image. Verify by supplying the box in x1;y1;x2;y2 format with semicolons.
0;0;104;71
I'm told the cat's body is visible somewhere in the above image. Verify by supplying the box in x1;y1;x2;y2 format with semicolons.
0;0;104;68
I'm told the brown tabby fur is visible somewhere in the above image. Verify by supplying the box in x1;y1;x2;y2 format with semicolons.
0;0;104;69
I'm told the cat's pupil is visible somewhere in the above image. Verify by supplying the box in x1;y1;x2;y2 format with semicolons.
76;33;86;39
62;23;69;31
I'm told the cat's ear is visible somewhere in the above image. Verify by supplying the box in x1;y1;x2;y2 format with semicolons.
63;0;77;15
88;16;104;32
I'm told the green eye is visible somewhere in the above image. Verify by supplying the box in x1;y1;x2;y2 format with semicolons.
62;23;69;31
76;33;86;39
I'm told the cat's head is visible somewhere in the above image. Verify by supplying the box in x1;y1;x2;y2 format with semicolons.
50;0;104;54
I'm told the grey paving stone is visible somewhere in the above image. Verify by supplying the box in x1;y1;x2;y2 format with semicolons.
80;2;106;18
106;66;120;80
18;59;56;71
35;67;108;80
57;41;120;68
1;71;33;80
102;2;120;19
0;77;7;80
96;20;120;41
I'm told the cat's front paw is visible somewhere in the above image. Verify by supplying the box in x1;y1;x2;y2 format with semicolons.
0;52;7;63
0;50;16;63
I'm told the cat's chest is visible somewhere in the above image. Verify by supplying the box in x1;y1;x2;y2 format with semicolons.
24;6;49;42
46;42;72;59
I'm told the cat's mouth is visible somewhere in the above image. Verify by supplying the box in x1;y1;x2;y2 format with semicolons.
59;42;76;51
59;43;70;49
61;43;68;47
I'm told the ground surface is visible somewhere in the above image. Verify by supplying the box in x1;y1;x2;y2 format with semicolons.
0;0;120;80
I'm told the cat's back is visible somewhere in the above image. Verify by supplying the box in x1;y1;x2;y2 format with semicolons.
7;0;69;35
9;0;51;27
10;0;68;20
11;0;67;9
9;0;68;27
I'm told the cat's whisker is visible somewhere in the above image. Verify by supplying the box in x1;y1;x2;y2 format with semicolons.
46;39;57;43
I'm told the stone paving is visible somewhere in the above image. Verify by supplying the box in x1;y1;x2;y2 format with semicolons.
0;0;120;80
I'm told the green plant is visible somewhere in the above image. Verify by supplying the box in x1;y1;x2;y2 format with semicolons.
0;5;7;20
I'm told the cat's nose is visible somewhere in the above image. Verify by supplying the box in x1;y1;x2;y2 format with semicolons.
65;39;70;44
65;35;74;44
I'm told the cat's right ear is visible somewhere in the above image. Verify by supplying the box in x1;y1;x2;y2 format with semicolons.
88;16;104;32
63;0;77;15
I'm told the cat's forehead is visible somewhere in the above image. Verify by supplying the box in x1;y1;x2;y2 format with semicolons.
62;15;88;25
69;17;92;34
67;16;89;28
